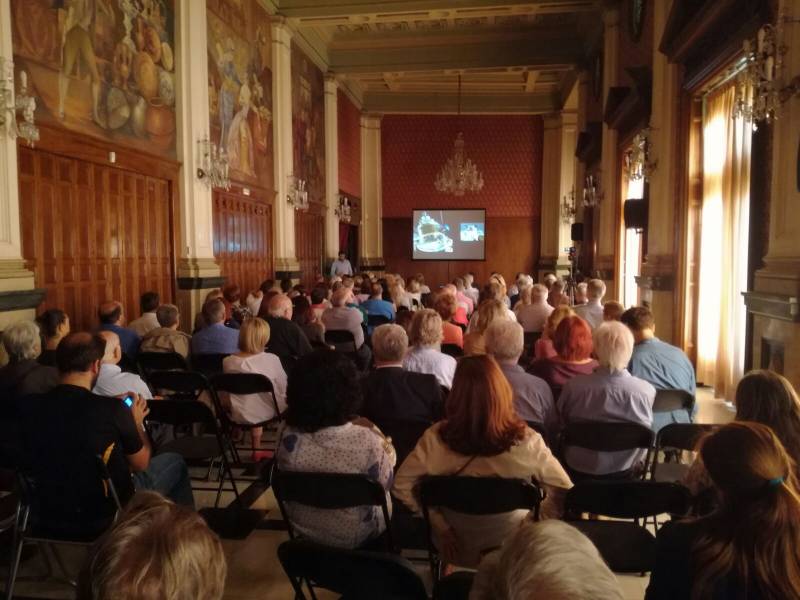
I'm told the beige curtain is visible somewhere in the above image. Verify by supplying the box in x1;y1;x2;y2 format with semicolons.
696;84;752;399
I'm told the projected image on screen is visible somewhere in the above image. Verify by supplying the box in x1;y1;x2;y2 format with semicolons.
413;209;486;260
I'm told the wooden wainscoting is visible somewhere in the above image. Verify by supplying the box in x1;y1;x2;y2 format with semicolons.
212;188;273;294
18;145;175;331
295;207;325;286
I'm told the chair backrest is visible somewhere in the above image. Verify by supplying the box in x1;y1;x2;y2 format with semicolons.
118;352;138;374
367;314;392;328
278;539;428;600
656;423;718;453
561;421;654;453
653;389;695;414
210;372;281;423
371;418;432;466
147;369;210;401
324;329;357;353
137;351;188;376
191;353;229;376
565;480;690;520
419;476;542;517
441;343;464;358
145;398;219;432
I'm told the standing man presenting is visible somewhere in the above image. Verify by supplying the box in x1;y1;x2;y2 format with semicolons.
330;252;353;277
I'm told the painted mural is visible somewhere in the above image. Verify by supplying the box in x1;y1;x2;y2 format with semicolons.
11;0;177;158
207;0;273;190
291;43;325;203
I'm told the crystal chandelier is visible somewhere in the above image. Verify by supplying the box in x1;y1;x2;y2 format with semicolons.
196;136;230;190
733;20;785;129
0;58;39;147
560;187;576;224
434;75;484;196
286;175;309;211
582;174;602;208
335;194;352;223
624;127;656;182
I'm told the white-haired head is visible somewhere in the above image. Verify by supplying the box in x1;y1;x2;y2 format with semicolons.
532;284;548;303
471;520;624;600
593;320;634;371
587;279;606;301
485;320;524;363
2;320;41;362
371;324;408;364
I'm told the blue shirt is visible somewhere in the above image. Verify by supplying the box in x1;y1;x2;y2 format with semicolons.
361;298;395;334
191;322;239;355
100;324;141;358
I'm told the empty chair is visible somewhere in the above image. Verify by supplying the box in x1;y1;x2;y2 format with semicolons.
650;423;719;483
559;421;655;481
565;480;690;573
191;353;229;377
277;539;427;600
137;351;188;379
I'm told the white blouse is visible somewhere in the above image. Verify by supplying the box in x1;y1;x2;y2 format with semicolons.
222;353;288;424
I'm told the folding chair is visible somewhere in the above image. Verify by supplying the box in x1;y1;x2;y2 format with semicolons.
277;538;427;600
118;352;138;374
324;330;360;363
565;480;690;574
370;418;432;466
559;421;655;481
650;423;718;483
210;373;282;463
191;353;229;377
441;343;464;358
270;467;394;551
5;457;121;599
137;351;188;381
418;476;543;580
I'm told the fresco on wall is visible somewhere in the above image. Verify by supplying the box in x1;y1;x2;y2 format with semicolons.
291;43;325;203
207;0;273;189
11;0;177;157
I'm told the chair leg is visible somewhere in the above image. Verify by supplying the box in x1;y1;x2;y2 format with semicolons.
49;543;77;587
4;505;28;600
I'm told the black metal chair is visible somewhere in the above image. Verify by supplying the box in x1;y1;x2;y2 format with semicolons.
418;476;543;580
118;352;138;374
559;421;655;481
441;343;464;358
137;351;188;381
277;539;427;600
650;423;718;483
565;480;690;574
367;314;392;329
371;418;433;467
653;389;696;420
324;329;361;364
270;467;394;551
210;373;282;462
522;331;542;359
190;353;229;377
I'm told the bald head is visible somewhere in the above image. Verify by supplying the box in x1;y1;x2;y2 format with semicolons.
98;301;124;325
268;294;293;319
97;330;122;365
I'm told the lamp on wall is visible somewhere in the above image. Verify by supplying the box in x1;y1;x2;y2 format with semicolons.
0;58;39;147
287;175;309;211
624;127;656;182
560;187;577;224
582;174;603;208
335;194;352;223
196;136;230;190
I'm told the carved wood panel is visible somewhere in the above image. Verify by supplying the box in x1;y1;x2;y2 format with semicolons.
212;189;273;294
18;146;175;331
294;209;325;286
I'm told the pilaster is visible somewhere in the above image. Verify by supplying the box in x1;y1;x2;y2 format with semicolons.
324;75;341;263
359;114;384;271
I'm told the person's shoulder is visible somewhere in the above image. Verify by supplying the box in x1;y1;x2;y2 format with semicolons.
656;519;704;549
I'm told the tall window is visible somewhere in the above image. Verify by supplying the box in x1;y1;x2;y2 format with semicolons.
622;177;644;308
696;84;752;399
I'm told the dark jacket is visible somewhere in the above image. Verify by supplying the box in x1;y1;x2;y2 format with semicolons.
266;316;313;373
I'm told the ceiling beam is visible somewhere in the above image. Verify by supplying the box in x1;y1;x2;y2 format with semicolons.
362;90;559;114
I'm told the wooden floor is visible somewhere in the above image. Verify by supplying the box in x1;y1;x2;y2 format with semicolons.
2;387;734;600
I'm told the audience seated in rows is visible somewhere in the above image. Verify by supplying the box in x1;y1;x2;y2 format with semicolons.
602;300;624;322
361;282;396;333
276;349;395;549
547;280;569;308
621;306;697;430
433;292;463;349
573;279;605;330
389;277;413;311
471;520;623;600
559;321;655;477
309;286;331;322
403;309;456;389
514;283;553;333
440;284;469;327
191;299;239;356
464;298;509;356
462;272;479;305
16;333;194;514
222;318;287;460
222;284;251;326
98;301;140;358
321;288;372;370
265;294;313;371
36;308;70;367
291;295;328;348
453;277;474;314
393;355;572;568
467;280;516;333
647;422;800;599
529;315;599;400
485;320;557;443
77;491;226;600
573;281;588;306
193;288;223;332
489;273;512;309
360;324;443;463
128;291;161;338
534;305;574;360
0;320;59;402
93;331;152;400
140;303;191;358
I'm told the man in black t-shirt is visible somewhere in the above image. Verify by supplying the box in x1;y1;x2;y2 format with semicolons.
17;332;194;521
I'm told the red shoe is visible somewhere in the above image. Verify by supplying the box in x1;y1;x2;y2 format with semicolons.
251;450;274;462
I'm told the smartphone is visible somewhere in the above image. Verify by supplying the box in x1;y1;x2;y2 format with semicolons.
123;395;134;408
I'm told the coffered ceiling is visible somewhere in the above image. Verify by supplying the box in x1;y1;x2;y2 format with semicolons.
262;0;603;113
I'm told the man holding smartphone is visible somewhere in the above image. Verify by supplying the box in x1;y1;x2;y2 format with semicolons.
15;332;194;517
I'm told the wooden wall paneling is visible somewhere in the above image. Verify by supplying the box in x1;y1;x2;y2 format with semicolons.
294;206;325;286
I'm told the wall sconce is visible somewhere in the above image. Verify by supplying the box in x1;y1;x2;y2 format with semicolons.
0;58;39;147
624;127;656;182
335;194;352;223
560;187;576;225
287;175;309;211
582;174;603;208
196;136;230;190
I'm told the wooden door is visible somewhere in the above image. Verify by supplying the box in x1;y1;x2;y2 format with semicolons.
212;189;274;294
18;146;175;331
295;209;325;286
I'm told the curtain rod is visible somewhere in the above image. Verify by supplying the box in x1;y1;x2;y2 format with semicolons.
701;57;748;99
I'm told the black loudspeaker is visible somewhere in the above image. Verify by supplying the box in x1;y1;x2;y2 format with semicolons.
571;223;584;242
623;199;648;230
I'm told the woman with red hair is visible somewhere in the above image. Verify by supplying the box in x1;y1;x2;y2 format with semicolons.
393;355;572;568
529;315;598;399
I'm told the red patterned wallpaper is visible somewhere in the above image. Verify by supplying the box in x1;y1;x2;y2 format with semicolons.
338;90;361;198
381;115;543;218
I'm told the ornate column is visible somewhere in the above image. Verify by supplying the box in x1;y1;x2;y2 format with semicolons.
173;0;222;331
0;0;41;332
537;113;576;280
596;6;621;291
271;18;300;280
637;0;680;342
324;75;341;265
359;114;384;272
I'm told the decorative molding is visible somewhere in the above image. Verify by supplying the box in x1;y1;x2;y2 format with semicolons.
743;291;800;323
176;276;226;291
363;91;558;115
0;289;46;312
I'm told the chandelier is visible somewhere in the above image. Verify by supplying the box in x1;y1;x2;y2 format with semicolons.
624;127;656;182
434;75;484;196
582;174;602;208
733;20;785;129
0;59;39;147
286;175;309;212
196;136;230;190
335;194;352;223
560;187;576;224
